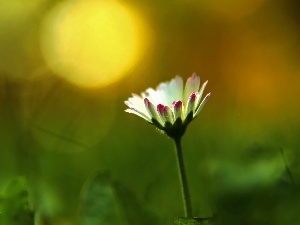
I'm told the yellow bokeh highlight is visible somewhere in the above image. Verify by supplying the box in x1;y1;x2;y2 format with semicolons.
40;0;149;88
0;0;42;21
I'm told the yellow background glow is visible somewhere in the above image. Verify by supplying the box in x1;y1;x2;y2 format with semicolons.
201;0;268;19
40;0;148;88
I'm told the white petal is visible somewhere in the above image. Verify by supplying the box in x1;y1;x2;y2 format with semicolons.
164;106;174;123
172;101;183;120
156;83;169;105
144;98;163;125
194;93;211;117
194;80;208;111
144;88;162;106
185;93;196;117
156;104;174;124
125;94;148;116
125;108;151;122
157;104;167;124
184;73;200;105
167;76;184;103
156;76;184;106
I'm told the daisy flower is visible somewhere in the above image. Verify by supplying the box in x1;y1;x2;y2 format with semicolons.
125;73;210;138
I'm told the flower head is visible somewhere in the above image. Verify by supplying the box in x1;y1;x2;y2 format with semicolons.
125;73;210;138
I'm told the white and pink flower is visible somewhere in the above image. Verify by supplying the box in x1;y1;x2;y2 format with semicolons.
125;73;210;138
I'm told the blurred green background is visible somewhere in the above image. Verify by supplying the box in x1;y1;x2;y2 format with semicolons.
0;0;300;224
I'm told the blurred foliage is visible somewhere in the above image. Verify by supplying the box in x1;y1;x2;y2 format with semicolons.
0;177;34;225
174;217;215;225
1;0;300;224
79;172;159;225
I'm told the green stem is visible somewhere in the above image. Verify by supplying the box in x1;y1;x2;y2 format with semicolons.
174;137;193;217
280;148;296;186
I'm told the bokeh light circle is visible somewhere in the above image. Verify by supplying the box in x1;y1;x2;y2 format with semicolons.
40;0;149;88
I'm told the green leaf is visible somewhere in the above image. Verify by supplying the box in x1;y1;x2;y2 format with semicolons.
79;172;158;225
112;181;158;225
0;176;34;225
